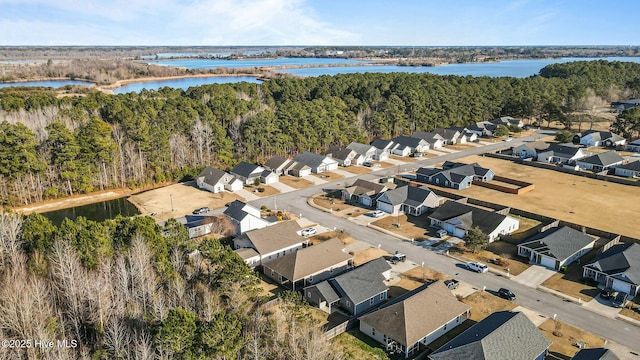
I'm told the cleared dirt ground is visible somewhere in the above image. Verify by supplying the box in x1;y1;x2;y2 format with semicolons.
128;181;243;221
432;155;640;238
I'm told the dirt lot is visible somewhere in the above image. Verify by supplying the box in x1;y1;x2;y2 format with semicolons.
12;188;133;215
128;181;243;221
278;176;314;189
243;184;280;197
342;166;372;175
461;291;518;322
372;214;432;240
387;266;446;299
541;249;600;302
539;319;605;359
312;171;344;182
391;155;418;162
435;155;640;238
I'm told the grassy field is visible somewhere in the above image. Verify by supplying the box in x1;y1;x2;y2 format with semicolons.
539;319;605;359
434;155;640;238
278;176;314;189
312;194;352;212
333;329;390;360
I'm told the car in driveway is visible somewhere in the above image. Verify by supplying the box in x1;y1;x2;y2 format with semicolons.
192;207;210;214
498;288;516;301
612;292;628;308
300;227;317;237
370;210;385;218
436;229;448;238
600;287;616;300
444;279;459;290
389;252;406;264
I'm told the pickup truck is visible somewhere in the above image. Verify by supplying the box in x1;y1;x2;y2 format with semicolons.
444;279;459;290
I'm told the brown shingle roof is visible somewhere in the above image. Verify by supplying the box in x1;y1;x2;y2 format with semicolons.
359;281;470;347
239;221;306;255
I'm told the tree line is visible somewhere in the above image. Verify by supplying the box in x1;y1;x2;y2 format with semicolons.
1;60;640;206
0;212;343;359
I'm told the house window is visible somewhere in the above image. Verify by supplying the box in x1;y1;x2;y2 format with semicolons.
370;297;375;305
346;300;351;308
372;328;376;336
435;178;440;184
380;293;385;300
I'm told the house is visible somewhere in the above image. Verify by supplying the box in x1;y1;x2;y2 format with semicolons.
583;243;640;296
371;138;399;153
304;257;391;315
517;226;597;270
293;151;339;173
612;98;640;113
428;200;520;242
233;220;309;267
467;121;497;137
571;348;621;360
259;169;279;184
392;136;430;155
286;161;312;177
158;215;220;239
326;146;359;166
429;311;551;360
412;131;445;149
223;200;272;235
233;248;260;267
264;156;292;176
574;130;627;147
360;281;471;359
576;151;625;172
416;162;494;190
614;160;640;178
433;128;462;145
626;139;640;152
342;179;395;207
376;185;443;216
230;161;265;185
537;143;588;164
450;127;479;143
262;238;353;291
195;166;242;193
512;141;550;159
492;116;524;128
347;142;378;162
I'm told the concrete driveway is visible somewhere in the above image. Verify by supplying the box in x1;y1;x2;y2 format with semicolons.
383;158;407;165
268;181;296;194
303;175;327;185
512;305;549;326
236;189;260;201
512;265;556;288
583;295;622;319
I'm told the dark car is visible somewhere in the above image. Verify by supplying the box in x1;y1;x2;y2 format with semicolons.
444;279;459;290
498;288;516;301
612;292;628;308
600;288;615;300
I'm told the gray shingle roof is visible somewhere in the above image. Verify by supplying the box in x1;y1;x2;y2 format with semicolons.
329;257;390;305
429;311;551;360
545;143;583;158
379;185;438;207
428;201;508;235
223;200;252;221
371;138;395;150
197;166;230;186
579;130;625;143
519;226;596;261
231;161;263;178
234;247;259;260
585;243;640;285
264;156;289;170
412;131;445;142
433;128;461;140
359;281;470;347
617;160;640;171
571;348;621;360
238;220;306;255
392;135;426;149
347;142;376;155
578;151;624;166
309;281;341;304
326;146;356;161
293;151;331;169
344;179;387;196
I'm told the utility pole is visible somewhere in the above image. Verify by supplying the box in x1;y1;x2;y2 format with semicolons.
170;194;174;212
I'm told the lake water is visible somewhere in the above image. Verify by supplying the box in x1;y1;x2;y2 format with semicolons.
280;57;640;78
112;76;261;94
0;79;94;89
41;197;139;226
147;57;368;69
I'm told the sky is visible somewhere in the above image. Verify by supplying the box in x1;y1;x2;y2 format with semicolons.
0;0;638;46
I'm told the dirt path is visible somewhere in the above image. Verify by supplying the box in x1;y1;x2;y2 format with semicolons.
11;188;133;215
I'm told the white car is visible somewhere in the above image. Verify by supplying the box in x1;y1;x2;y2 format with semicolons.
301;228;317;237
371;210;385;218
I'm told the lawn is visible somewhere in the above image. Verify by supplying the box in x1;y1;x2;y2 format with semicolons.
433;155;640;238
461;291;518;322
387;266;446;299
539;319;605;359
371;213;432;240
353;248;390;266
313;171;344;182
390;155;417;162
376;161;396;168
243;184;280;197
445;144;476;151
455;243;530;276
506;214;543;242
541;249;600;302
312;194;351;212
333;329;390;360
279;176;314;189
342;166;372;175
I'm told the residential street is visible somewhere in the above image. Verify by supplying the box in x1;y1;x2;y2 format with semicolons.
247;130;640;355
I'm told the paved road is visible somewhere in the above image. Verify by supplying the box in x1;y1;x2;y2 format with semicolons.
247;131;640;354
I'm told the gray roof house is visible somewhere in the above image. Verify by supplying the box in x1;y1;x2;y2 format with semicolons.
371;138;399;152
574;130;627;147
326;146;359;166
583;243;640;296
492;116;524;128
376;185;443;216
517;226;597;270
433;128;462;145
262;238;353;291
195;166;242;193
428;200;520;242
626;139;640;152
342;179;394;207
467;121;497;136
412;131;445;149
512;141;551;159
264;156;292;175
571;348;621;360
429;311;551;360
537;143;587;164
304;257;391;316
233;220;308;267
449;126;479;143
360;281;471;359
223;200;272;235
612;98;640;113
347;142;378;162
293;151;339;173
614;160;640;178
230;161;265;185
391;136;430;155
416;162;494;190
576;151;625;172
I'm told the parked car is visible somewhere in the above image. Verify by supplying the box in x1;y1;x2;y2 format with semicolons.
370;210;385;218
301;227;317;237
436;229;448;238
600;287;616;300
444;279;459;290
192;207;210;214
410;152;423;158
390;252;406;264
498;288;516;301
363;161;374;167
612;292;628;308
465;261;488;273
504;136;513;142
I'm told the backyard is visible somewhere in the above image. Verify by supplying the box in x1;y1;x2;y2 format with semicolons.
387;266;447;299
539;319;605;359
461;290;518;321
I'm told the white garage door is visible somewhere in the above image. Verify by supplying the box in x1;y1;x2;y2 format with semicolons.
539;255;557;270
377;202;394;214
612;279;632;294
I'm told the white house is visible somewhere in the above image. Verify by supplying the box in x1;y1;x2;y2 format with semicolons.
230;161;265;185
223;200;273;235
576;151;625;172
512;142;550;159
196;167;237;194
537;143;587;164
376;185;443;216
517;226;597;270
347;142;378;162
259;170;279;185
392;136;430;154
293;151;339;173
233;221;308;267
614;161;640;178
575;130;627;147
412;131;445;149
